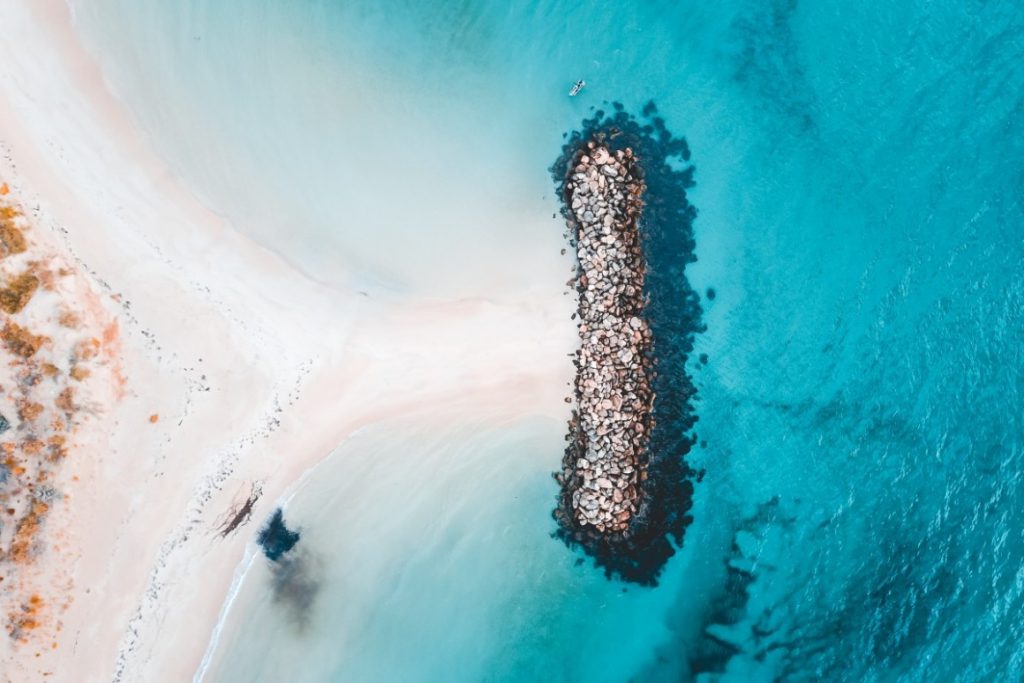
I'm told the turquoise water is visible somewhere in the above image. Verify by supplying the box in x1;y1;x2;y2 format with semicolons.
200;417;703;682
73;0;1024;680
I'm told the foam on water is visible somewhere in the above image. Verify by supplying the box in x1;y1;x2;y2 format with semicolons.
69;0;1024;680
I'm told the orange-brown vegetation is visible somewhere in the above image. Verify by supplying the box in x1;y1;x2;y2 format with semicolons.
68;366;90;382
73;338;99;361
54;388;75;415
8;501;49;564
0;184;121;650
46;435;67;460
17;400;44;423
5;594;44;642
26;259;63;290
101;321;118;347
0;204;27;258
0;272;40;314
0;223;27;258
22;440;45;456
57;310;80;329
1;323;47;358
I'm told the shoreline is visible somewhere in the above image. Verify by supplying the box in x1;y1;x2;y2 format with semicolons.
0;1;577;679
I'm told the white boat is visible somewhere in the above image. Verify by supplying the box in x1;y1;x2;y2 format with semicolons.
569;79;586;97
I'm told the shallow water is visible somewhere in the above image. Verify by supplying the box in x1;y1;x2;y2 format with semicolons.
71;0;1024;680
200;417;708;682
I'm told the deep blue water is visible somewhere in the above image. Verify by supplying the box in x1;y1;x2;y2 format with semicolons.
74;0;1024;680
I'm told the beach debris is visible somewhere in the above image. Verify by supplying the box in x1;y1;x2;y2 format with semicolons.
216;482;263;538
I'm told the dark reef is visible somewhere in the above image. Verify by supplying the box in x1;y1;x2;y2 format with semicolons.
551;101;703;585
257;508;300;562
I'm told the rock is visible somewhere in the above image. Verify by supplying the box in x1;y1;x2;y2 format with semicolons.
559;144;654;540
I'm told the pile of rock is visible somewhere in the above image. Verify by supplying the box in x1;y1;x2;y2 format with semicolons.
557;142;654;535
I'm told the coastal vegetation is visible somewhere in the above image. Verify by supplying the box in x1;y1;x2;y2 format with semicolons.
0;185;122;650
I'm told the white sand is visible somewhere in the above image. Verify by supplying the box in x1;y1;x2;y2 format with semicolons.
0;1;576;679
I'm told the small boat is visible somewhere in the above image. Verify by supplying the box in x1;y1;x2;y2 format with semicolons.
569;79;586;97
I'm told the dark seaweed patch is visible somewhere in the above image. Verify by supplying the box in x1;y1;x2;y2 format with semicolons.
551;101;703;585
257;508;300;562
255;509;321;629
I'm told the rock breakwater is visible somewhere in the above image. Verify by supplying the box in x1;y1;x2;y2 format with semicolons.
558;143;652;533
553;103;703;585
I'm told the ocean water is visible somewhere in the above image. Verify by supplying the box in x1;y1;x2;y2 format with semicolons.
198;416;701;682
69;0;1024;681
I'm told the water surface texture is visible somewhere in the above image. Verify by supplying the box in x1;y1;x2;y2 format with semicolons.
73;1;1024;680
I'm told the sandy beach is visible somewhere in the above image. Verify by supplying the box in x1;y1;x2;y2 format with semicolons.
2;1;1017;681
0;1;575;680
